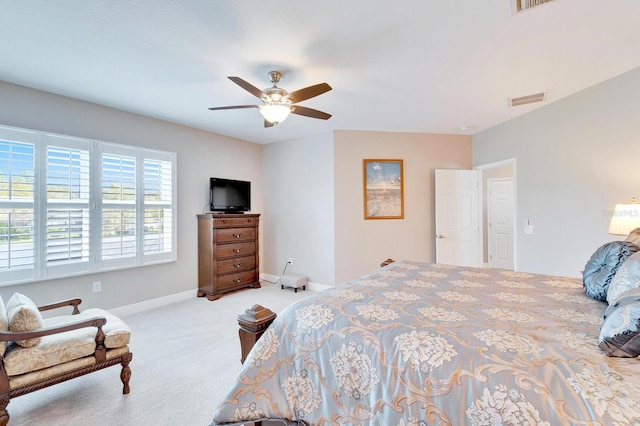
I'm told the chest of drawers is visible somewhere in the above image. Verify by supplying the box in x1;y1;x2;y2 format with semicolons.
197;213;261;301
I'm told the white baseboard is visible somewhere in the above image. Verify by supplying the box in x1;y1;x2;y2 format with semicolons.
110;276;333;318
260;273;280;284
109;289;193;317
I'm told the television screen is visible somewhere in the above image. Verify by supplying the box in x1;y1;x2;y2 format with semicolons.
209;178;251;213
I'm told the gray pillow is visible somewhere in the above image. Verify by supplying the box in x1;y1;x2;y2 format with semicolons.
583;241;639;301
626;227;640;248
607;251;640;305
599;288;640;357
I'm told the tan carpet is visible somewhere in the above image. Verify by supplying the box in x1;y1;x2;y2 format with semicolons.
6;282;311;426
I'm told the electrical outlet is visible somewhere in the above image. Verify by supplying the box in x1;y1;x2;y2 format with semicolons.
92;281;101;292
288;257;293;264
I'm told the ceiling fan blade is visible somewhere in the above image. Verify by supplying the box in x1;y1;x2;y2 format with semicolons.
287;83;332;104
291;106;332;120
208;105;258;111
228;76;264;99
264;120;275;128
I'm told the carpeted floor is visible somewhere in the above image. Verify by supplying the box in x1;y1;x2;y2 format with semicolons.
6;282;311;426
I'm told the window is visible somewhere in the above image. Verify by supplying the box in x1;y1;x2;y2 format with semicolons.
0;125;177;286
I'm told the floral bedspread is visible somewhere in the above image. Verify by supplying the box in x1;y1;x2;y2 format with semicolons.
212;261;640;425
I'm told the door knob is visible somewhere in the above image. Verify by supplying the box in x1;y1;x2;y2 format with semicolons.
436;234;447;239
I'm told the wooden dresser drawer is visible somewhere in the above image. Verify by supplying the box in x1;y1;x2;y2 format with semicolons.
215;227;256;243
217;255;256;275
215;241;256;258
213;217;258;228
217;270;258;291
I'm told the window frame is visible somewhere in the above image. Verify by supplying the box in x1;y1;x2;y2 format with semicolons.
0;124;177;286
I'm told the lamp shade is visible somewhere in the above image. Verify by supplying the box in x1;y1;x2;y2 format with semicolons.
259;104;291;124
609;200;640;236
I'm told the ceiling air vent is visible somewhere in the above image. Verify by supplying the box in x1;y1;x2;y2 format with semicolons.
513;0;556;13
509;92;547;107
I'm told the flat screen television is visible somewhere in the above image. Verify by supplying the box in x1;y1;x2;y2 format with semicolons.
209;178;251;213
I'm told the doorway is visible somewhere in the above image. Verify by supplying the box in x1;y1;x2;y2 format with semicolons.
474;159;517;271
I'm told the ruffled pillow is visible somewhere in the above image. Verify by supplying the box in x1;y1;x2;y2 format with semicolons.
6;292;44;348
583;241;639;301
599;288;640;357
607;252;640;304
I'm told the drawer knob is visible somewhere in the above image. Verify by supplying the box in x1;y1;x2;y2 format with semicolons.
233;233;241;238
234;263;242;268
234;249;241;253
233;278;242;283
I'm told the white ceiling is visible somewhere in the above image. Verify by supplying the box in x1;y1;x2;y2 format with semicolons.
1;0;639;144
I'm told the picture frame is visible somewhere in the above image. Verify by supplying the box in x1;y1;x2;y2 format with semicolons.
363;159;404;220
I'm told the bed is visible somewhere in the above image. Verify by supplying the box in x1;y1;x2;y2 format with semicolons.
211;260;640;425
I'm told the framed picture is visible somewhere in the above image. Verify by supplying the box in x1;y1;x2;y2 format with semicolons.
363;159;404;219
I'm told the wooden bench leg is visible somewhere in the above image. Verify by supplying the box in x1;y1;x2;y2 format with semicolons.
120;353;133;394
0;394;9;426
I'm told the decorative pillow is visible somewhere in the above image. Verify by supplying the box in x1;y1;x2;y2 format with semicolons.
583;241;639;301
599;287;640;357
626;227;640;247
6;292;44;348
607;251;640;304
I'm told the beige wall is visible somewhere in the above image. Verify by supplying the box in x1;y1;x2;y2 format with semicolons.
473;67;640;277
262;132;335;285
334;130;472;284
0;81;263;309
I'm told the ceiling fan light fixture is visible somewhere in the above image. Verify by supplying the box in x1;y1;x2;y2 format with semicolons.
259;104;291;124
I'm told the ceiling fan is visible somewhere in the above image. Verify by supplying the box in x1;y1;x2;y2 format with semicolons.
208;71;332;127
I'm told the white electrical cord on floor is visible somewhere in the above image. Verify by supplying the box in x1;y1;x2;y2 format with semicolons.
262;260;291;284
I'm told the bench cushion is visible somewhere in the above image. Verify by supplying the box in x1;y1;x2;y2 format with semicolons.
3;308;131;376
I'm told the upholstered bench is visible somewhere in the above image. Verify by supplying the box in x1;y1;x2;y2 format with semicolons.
0;293;132;425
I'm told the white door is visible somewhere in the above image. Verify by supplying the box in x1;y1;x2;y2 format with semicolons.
487;178;514;270
435;169;481;267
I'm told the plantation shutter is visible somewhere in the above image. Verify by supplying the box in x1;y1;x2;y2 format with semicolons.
0;127;38;282
44;134;92;278
142;151;175;261
101;144;137;269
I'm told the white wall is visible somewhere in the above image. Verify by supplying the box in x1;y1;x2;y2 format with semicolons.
473;67;640;277
0;81;263;309
334;130;472;284
262;132;335;285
